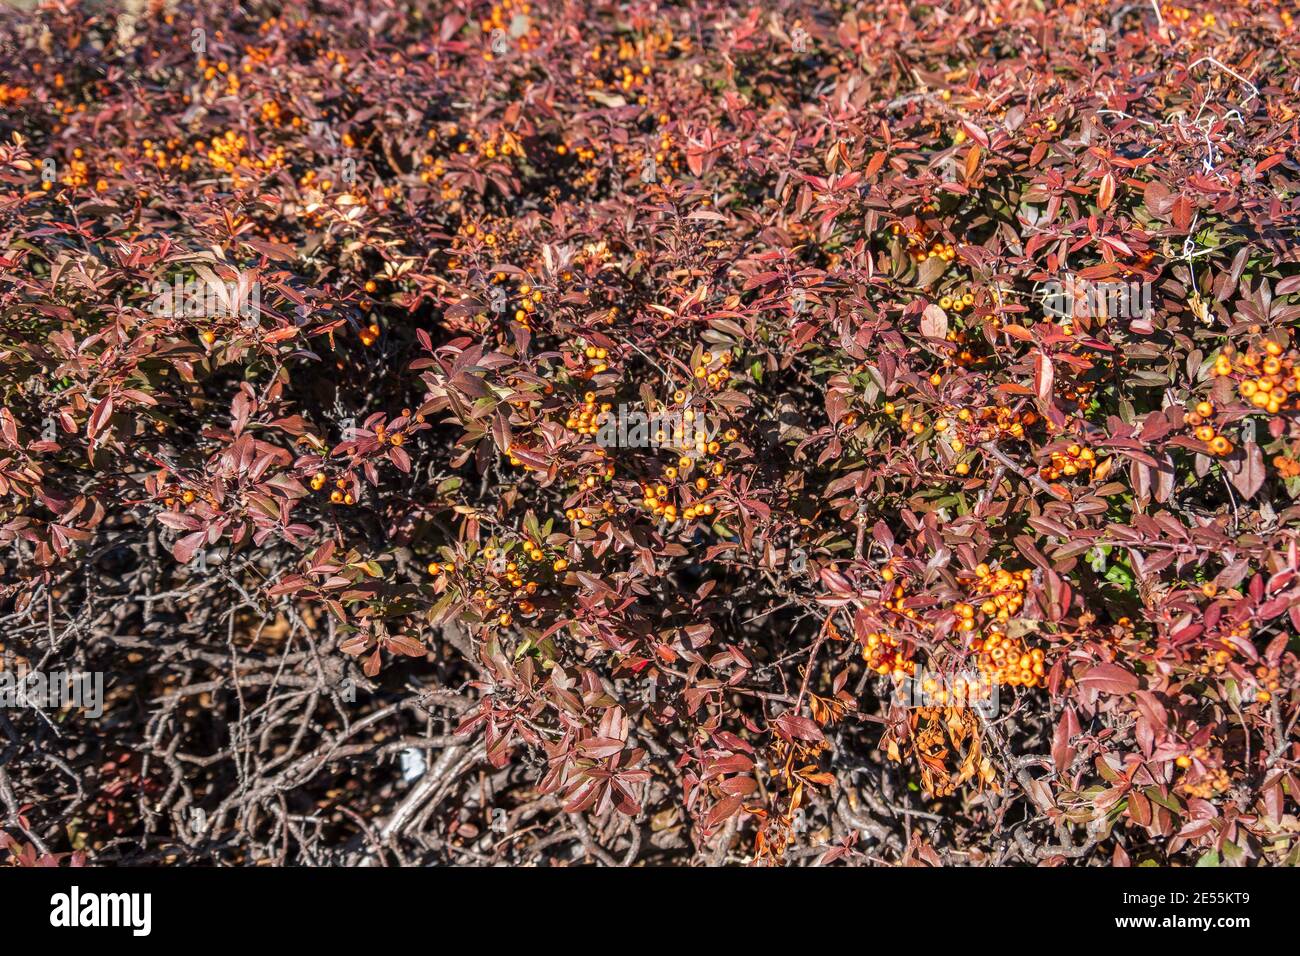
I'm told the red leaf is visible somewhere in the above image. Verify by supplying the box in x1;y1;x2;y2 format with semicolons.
1079;663;1140;695
1228;442;1265;500
1052;707;1081;772
577;736;626;759
172;530;208;565
387;634;427;657
1097;172;1115;212
960;120;989;148
87;396;114;442
704;795;743;829
774;712;825;743
1033;351;1054;400
920;303;948;340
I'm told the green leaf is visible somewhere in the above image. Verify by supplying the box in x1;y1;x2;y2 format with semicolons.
1144;787;1183;814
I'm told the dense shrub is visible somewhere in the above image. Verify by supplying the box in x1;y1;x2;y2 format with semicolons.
1;0;1298;866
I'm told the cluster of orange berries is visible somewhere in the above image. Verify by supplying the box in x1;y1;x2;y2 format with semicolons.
197;55;227;77
310;473;356;506
967;564;1031;620
1195;649;1230;680
884;403;937;440
372;421;407;447
655;398;724;452
631;417;735;523
915;672;999;709
971;632;1046;688
862;630;914;677
573;458;616;489
1272;454;1300;478
948;565;1048;688
503;548;541;586
241;40;276;69
455;220;512;250
419;150;448;183
599;61;653;95
478;1;529;35
204;130;286;178
1175;748;1230;799
258;100;285;126
564;392;611;436
619;128;679;183
481;131;526;162
1025;116;1059;142
0;84;30;107
506;282;543;327
1041;442;1098;481
1162;6;1221;30
58;156;89;189
1251;664;1282;704
482;1;543;56
1215;340;1298;417
692;351;733;389
677;420;734;462
943;329;982;368
562;502;614;527
161;485;201;509
578;342;612;374
892;224;956;264
1194;620;1252;677
557;142;600;164
938;290;975;313
358;322;381;347
579;36;660;107
884;402;970;456
879;573;921;623
197;56;238;90
298;169;334;192
25;68;85;133
461;536;569;627
1058;376;1097;409
1184;399;1234;456
41;100;90;134
142;138;193;174
976;404;1036;442
638;479;716;525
